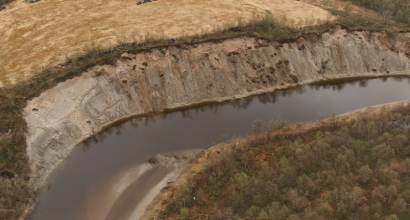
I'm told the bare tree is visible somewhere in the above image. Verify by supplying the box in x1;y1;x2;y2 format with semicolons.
380;0;395;24
252;119;266;136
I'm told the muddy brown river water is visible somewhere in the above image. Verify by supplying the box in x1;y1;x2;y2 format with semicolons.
29;76;410;220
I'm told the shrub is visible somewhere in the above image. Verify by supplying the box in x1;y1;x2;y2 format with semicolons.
180;207;190;219
24;0;40;3
252;119;266;136
344;1;353;15
0;0;15;6
227;51;240;56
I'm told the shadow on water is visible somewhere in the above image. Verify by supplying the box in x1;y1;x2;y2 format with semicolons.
30;76;410;220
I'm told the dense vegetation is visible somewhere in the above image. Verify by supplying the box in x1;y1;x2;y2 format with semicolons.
307;0;410;38
0;2;409;218
0;0;14;7
160;103;410;220
336;0;410;25
1;0;39;8
0;85;34;218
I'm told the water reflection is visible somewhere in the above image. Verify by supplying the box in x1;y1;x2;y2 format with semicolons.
84;76;410;152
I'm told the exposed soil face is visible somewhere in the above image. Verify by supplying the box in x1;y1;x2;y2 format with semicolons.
0;0;333;86
23;27;410;190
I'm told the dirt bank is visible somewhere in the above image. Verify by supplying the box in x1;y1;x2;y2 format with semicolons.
23;26;410;190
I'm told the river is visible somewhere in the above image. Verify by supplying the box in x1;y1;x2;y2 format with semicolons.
30;76;410;220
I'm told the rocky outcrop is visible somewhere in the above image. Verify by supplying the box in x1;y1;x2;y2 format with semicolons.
23;27;410;189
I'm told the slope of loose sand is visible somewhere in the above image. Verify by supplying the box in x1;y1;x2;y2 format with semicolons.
0;0;333;86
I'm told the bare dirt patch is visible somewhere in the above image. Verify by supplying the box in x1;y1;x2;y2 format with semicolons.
0;0;333;86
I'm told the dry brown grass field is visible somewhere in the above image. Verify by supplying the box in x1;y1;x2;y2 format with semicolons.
0;0;333;86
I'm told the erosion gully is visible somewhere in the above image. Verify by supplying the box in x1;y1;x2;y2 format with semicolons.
30;76;410;220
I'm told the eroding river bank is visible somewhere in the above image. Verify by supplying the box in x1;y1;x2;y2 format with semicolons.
24;27;410;191
29;76;410;220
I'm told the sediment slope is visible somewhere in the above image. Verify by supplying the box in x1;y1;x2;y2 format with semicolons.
23;27;410;189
